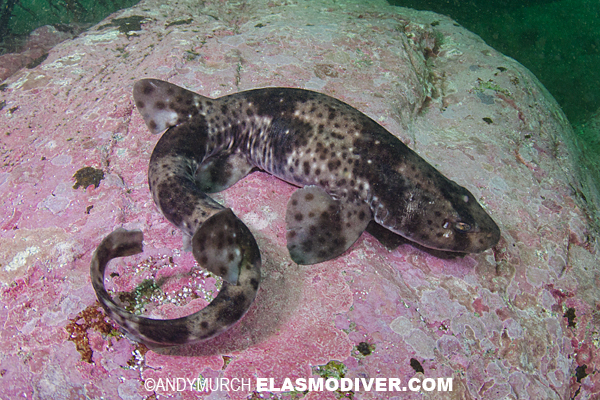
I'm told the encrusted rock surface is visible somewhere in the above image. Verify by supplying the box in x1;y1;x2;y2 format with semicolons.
0;24;85;82
1;0;598;399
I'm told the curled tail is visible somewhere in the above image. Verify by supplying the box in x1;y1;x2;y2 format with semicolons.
90;209;261;347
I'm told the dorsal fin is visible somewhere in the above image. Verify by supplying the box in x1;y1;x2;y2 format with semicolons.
133;79;206;134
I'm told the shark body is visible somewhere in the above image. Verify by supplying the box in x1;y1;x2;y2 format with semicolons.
91;79;500;346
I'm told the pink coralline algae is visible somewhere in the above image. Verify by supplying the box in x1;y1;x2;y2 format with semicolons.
0;0;598;399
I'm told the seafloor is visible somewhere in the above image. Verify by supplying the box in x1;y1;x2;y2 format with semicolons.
1;0;599;399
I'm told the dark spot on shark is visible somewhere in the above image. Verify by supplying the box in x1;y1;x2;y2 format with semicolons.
303;161;310;175
141;83;154;95
140;318;191;345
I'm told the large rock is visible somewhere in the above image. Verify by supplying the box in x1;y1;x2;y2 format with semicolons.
0;24;84;82
0;0;597;398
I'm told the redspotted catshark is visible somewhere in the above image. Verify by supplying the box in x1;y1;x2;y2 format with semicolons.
91;79;500;347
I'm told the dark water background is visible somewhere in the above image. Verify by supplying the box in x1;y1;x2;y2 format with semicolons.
390;0;600;124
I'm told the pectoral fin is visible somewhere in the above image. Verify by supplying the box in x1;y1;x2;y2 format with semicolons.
133;79;203;134
285;186;372;264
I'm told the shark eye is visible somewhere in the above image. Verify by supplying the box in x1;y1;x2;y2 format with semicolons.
454;222;472;232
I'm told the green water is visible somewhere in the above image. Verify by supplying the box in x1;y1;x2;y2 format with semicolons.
388;0;600;154
389;0;600;125
0;0;139;40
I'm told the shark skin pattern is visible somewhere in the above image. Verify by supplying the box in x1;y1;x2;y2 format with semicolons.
90;78;500;347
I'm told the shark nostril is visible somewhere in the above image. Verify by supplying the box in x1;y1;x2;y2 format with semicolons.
454;222;472;232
